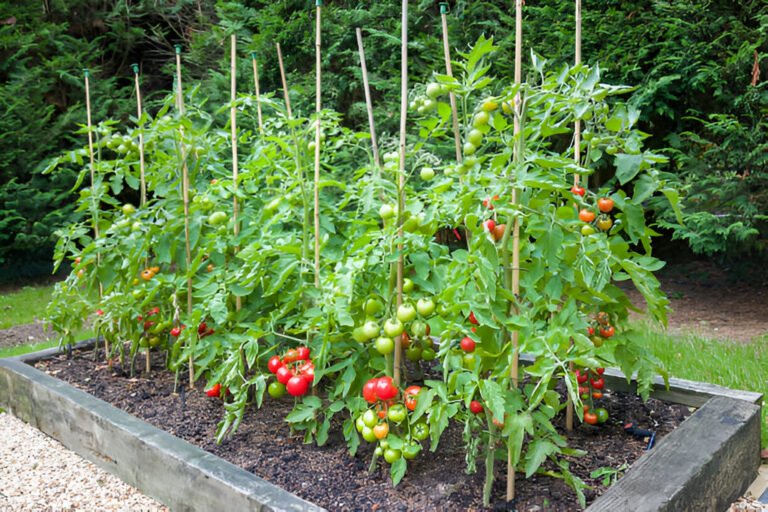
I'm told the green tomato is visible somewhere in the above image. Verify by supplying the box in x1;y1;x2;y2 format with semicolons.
364;298;384;316
374;446;384;457
387;404;407;423
405;345;423;362
410;320;428;338
472;111;490;128
419;167;435;181
375;336;395;355
421;347;437;361
362;320;381;340
463;142;477;156
412;421;429;441
352;326;368;343
467;128;483;146
422;98;437;112
362;426;377;443
356;415;366;433
396;303;417;323
581;224;596;236
595;407;609;424
268;381;286;398
416;298;435;317
402;278;415;294
208;211;228;226
383;448;402;464
122;203;136;215
363;409;378;428
462;352;477;370
426;83;444;99
379;204;396;220
402;442;422;460
383;318;404;337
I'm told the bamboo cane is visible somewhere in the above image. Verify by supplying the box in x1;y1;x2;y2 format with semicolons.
566;0;583;434
313;0;323;290
250;52;264;134
507;0;524;501
84;68;107;362
276;43;293;119
131;64;147;208
439;3;462;162
230;35;242;312
394;0;409;387
355;28;381;168
174;44;194;389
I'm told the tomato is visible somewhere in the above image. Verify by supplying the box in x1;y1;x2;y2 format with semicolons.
584;412;598;425
286;375;309;396
578;209;596;223
591;377;605;390
383;448;401;464
300;365;315;384
379;204;396;220
482;194;500;209
596;311;610;325
492;416;505;428
374;446;384;456
467;128;483;146
481;99;498;112
267;355;284;374
571;185;586;197
95;309;104;316
397;303;417;323
405;345;423;361
426;82;444;99
276;365;293;385
375;336;395;355
599;325;615;338
284;348;300;364
122;203;136;215
597;197;614;213
361;426;377;443
492;223;506;242
420;167;435;180
206;263;215;272
576;370;588;384
411;421;429;441
373;422;389;440
402;278;415;294
364;298;384;316
74;256;82;265
268;381;286;398
205;383;222;398
596;215;613;232
472;111;490;128
595;367;605;375
141;269;155;281
375;376;398;401
587;326;595;336
361;320;380;340
581;224;596;236
595;407;609;424
208;211;228;226
296;346;310;361
399;331;411;349
363;379;379;403
402;442;422;460
468;311;479;325
198;322;208;335
170;326;182;337
463;141;477;156
363;409;378;428
592;391;604;399
462;352;477;369
460;336;476;353
383;318;404;337
469;400;484;415
591;336;605;348
578;385;589;395
416;298;435;317
404;385;421;411
148;336;161;348
421;347;437;361
387;404;407;423
410;320;428;338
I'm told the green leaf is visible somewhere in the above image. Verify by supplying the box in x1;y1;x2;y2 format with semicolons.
614;153;643;185
525;438;558;478
390;457;407;486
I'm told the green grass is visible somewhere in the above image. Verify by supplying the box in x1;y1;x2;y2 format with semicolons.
0;284;56;329
0;339;59;359
634;324;768;448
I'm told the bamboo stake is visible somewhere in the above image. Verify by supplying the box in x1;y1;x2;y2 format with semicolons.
131;64;147;208
439;3;462;162
276;43;293;119
230;35;242;312
174;45;194;389
566;0;583;434
507;0;524;502
355;28;381;168
394;0;409;387
84;68;107;362
250;52;264;134
313;0;323;289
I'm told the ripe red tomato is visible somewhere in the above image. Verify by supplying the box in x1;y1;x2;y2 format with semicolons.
599;325;615;338
276;365;293;385
404;385;421;411
592;391;604;399
363;379;379;404
460;336;476;353
595;367;605;375
584;412;599;425
376;376;398;401
492;223;506;242
484;219;496;232
587;326;595;336
286;375;309;396
591;377;605;390
205;383;222;398
198;322;208;335
170;326;182;337
596;311;610;326
571;185;586;196
283;348;299;363
597;197;614;213
576;370;588;384
468;312;479;325
268;355;284;374
578;209;596;223
296;346;310;361
469;400;484;415
95;309;104;316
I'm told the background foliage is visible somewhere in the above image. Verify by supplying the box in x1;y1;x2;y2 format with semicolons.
1;0;766;279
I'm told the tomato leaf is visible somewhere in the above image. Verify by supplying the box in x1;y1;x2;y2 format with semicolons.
390;457;407;486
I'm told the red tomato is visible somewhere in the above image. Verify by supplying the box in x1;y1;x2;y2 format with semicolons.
484;219;496;232
584;412;598;425
597;197;614;213
595;367;605;375
296;346;311;361
376;376;398;401
276;365;293;385
599;325;615;338
579;209;596;223
268;355;284;374
286;375;309;396
469;400;484;415
571;185;586;197
404;385;421;411
576;370;588;384
363;379;379;404
283;349;299;363
468;312;479;325
460;336;476;353
205;383;222;398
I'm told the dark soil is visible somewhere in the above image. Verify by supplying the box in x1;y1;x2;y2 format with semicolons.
35;349;690;511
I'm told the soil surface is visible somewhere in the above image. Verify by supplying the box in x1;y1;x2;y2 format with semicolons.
36;349;690;511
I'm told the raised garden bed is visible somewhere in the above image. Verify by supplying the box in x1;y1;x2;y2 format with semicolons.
0;343;762;511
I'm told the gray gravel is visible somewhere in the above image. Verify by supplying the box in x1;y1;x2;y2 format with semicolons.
0;411;167;511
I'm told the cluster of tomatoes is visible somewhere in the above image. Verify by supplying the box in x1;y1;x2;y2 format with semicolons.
571;186;616;235
137;306;170;348
356;377;428;464
266;346;315;398
481;195;508;242
576;366;609;425
140;265;160;281
587;311;616;348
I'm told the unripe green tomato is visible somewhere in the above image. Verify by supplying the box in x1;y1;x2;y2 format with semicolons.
379;204;396;220
364;298;384;316
420;167;435;181
472;111;490;128
405;345;423;361
356;415;366;433
422;347;437;361
416;298;436;317
410;319;428;337
383;318;404;337
422;98;437;112
463;352;477;369
383;448;402;464
374;446;384;456
362;426;377;443
467;128;483;146
268;381;286;398
396;303;417;323
581;224;596;236
402;278;415;294
402;442;422;460
122;203;136;215
363;409;378;428
208;211;228;226
387;404;407;423
426;82;444;99
375;336;395;355
352;326;368;343
362;320;381;340
463;142;477;156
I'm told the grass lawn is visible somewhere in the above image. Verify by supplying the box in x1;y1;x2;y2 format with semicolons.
635;323;768;448
0;284;55;329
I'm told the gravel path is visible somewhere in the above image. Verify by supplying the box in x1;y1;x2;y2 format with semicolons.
0;411;167;511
